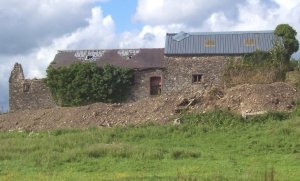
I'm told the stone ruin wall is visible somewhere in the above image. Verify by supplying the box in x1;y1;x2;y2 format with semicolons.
9;56;230;111
9;63;56;112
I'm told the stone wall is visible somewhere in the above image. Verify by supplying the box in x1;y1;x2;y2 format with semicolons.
9;63;56;112
130;56;228;99
9;56;230;111
163;56;227;94
130;69;164;100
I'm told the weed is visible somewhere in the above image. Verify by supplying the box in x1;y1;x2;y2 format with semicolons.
264;167;275;181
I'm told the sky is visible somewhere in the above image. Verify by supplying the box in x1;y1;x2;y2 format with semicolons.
0;0;300;111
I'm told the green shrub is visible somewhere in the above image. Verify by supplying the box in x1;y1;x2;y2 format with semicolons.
243;50;270;64
223;43;289;87
45;62;134;106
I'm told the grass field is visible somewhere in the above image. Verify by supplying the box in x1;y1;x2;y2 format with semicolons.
0;110;300;180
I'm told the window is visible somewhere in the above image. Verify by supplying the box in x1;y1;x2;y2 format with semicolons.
244;38;255;46
23;83;30;92
192;74;203;83
205;39;215;47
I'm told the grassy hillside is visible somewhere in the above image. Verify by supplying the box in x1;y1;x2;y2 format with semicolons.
0;110;300;180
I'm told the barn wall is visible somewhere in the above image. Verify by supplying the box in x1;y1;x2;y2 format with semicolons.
9;55;232;111
163;56;228;94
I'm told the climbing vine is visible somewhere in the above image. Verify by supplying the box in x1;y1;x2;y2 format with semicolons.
45;62;134;106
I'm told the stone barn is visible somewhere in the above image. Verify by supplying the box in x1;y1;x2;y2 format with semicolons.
9;30;280;111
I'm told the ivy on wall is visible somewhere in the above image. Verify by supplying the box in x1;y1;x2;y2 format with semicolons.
45;62;134;106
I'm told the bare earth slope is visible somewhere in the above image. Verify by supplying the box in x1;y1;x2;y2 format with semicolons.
217;82;299;113
0;82;299;131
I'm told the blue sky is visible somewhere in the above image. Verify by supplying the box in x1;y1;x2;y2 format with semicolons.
0;0;300;111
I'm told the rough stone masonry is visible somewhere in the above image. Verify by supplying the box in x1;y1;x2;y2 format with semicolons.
9;30;279;112
9;63;55;112
9;55;226;112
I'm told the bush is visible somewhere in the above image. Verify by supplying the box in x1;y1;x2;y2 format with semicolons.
45;63;134;106
288;59;300;71
223;44;288;87
243;50;270;64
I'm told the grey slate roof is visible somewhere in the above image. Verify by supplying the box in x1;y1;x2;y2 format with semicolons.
51;48;165;70
164;31;281;55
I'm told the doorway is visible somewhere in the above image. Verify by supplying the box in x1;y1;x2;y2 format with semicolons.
150;76;162;95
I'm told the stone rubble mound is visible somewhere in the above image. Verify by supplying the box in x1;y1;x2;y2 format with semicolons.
0;82;299;131
217;82;299;114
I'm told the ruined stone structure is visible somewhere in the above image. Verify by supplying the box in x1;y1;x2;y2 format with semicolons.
9;30;280;111
9;63;55;112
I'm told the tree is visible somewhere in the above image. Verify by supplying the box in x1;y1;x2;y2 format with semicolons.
274;24;299;56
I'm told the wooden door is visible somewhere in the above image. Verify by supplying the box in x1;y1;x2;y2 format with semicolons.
150;77;162;95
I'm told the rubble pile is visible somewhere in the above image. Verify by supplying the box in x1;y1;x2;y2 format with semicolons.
0;82;299;131
217;82;299;114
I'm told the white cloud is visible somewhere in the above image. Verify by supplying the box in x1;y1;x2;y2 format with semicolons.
10;7;116;79
202;0;300;58
133;0;300;57
0;0;105;55
134;0;248;25
47;7;116;52
119;25;169;48
0;6;116;110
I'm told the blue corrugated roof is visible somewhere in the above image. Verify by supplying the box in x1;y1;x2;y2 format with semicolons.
164;30;281;55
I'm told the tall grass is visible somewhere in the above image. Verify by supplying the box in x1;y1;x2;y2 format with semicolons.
0;109;299;180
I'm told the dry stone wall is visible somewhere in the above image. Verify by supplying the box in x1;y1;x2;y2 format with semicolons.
9;56;230;111
163;56;228;94
9;63;55;112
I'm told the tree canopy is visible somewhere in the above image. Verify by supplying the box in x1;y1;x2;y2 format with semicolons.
274;24;299;56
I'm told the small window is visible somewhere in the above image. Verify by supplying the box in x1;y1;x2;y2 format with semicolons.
244;38;255;46
192;74;203;83
23;83;30;92
205;39;215;47
85;55;93;60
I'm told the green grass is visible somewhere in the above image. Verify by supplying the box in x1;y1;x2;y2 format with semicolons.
0;110;300;180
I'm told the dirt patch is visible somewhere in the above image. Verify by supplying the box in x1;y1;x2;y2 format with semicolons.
0;95;180;131
0;82;299;131
217;82;299;114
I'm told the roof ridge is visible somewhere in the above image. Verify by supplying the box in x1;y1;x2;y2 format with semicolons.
58;48;164;53
167;30;274;35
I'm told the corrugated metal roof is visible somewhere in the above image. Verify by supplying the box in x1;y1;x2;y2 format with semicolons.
164;31;281;55
52;48;165;70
